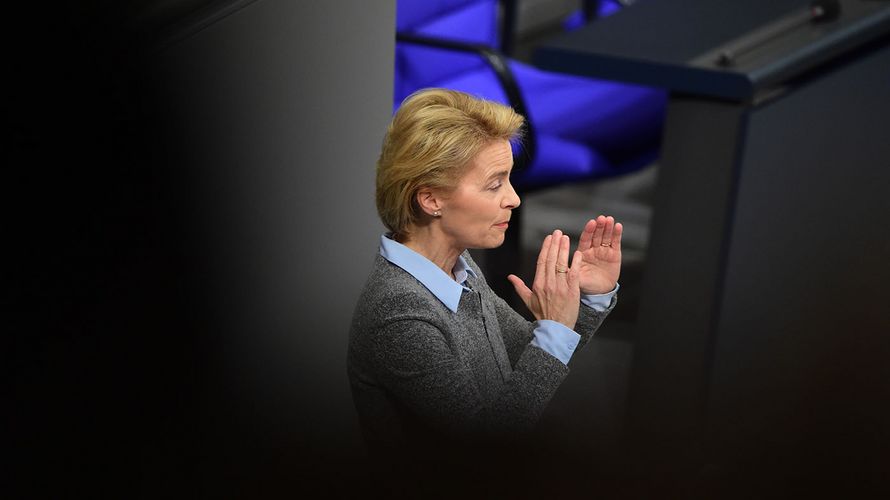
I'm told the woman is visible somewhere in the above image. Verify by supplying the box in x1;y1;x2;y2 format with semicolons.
348;89;622;461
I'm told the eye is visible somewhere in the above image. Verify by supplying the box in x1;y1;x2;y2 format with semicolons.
488;181;502;191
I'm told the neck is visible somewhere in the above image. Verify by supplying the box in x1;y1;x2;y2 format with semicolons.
400;226;463;280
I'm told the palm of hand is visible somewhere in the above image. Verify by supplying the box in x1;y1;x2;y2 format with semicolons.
578;245;621;295
577;216;623;295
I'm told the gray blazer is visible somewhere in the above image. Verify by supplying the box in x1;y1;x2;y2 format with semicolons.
347;251;615;455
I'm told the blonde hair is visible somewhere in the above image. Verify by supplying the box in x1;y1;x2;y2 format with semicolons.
376;88;524;239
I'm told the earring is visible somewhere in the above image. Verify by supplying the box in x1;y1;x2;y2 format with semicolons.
433;210;441;217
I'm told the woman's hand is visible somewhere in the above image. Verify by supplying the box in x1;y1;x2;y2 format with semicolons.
507;229;581;330
576;215;623;295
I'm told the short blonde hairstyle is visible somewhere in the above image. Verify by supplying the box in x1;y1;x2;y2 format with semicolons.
376;88;524;239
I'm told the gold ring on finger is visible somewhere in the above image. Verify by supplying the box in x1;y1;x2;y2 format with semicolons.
601;242;612;247
555;267;568;274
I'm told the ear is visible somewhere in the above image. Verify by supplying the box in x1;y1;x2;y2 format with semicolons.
416;188;444;217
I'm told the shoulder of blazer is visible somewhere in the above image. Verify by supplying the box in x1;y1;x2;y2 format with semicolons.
353;254;452;331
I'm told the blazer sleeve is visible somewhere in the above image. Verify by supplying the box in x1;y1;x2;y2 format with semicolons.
484;286;616;364
462;252;617;366
574;293;618;351
369;316;568;437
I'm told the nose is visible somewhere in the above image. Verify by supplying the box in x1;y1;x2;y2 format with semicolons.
502;180;521;209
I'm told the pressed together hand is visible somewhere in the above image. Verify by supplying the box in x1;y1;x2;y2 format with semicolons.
507;216;623;330
507;229;581;329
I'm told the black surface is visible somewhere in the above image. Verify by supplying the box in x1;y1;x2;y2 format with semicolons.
703;38;890;496
626;96;749;480
620;14;890;499
542;0;809;64
533;0;890;99
529;1;890;495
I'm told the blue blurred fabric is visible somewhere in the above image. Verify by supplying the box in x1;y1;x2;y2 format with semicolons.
395;0;666;189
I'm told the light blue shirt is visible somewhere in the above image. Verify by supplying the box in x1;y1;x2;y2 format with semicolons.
379;235;618;365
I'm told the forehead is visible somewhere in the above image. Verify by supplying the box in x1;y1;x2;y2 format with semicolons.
464;140;513;178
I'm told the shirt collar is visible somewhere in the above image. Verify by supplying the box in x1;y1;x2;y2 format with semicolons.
379;234;478;313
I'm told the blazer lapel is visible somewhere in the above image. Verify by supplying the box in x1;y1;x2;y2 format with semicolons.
466;275;512;380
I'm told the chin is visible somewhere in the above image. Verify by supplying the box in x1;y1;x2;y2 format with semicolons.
481;235;506;249
465;231;507;251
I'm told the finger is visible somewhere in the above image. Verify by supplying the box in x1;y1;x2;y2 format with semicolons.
533;234;552;290
568;250;583;288
557;234;570;276
546;229;562;284
578;219;596;252
507;274;534;305
591;215;606;247
600;216;615;247
612;222;623;250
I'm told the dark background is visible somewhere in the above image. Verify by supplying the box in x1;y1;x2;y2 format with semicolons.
9;1;890;498
8;1;391;497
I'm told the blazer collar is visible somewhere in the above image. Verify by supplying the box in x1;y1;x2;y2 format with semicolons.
379;234;477;312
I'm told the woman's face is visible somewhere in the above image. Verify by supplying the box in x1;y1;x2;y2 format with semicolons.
437;140;521;251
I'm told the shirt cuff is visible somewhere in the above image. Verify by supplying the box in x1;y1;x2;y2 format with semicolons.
530;320;581;366
580;282;620;312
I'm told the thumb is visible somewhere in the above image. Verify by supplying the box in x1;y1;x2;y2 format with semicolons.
568;251;583;288
507;274;533;304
